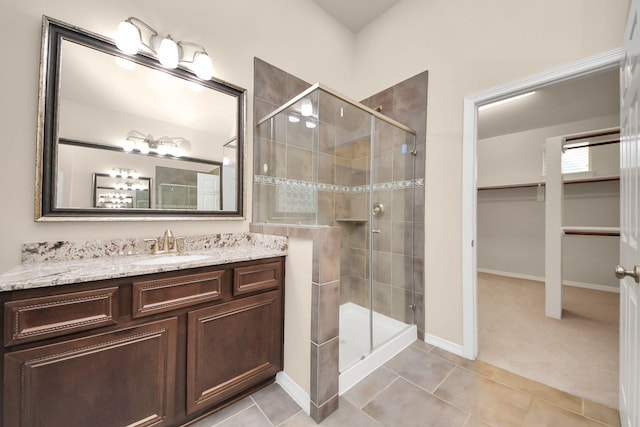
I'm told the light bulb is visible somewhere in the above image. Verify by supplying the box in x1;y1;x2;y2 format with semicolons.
122;138;135;152
139;142;150;154
178;140;191;154
301;98;313;116
223;156;230;166
156;143;169;156
157;36;179;68
109;169;118;178
169;145;183;157
193;52;213;80
116;20;140;55
130;171;139;179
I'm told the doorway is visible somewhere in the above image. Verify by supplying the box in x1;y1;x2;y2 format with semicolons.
462;49;623;406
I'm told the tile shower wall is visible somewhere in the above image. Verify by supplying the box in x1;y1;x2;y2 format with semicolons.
253;59;427;339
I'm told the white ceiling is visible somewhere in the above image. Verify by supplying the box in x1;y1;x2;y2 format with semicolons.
311;0;403;33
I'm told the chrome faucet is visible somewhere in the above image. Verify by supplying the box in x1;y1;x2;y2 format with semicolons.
145;229;183;254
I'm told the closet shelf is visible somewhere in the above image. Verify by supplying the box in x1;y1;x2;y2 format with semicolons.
562;226;620;237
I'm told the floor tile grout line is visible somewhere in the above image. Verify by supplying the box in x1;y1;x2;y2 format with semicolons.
487;374;597;418
431;363;458;395
349;374;402;410
211;402;259;427
251;395;279;427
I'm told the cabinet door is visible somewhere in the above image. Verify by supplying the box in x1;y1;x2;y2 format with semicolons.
187;291;283;413
4;318;177;427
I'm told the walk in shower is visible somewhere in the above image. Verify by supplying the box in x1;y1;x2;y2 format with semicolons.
255;84;419;390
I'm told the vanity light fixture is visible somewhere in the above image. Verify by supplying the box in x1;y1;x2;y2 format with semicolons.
109;168;139;179
122;130;191;157
115;17;214;80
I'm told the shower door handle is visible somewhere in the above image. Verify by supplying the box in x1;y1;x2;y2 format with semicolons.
372;229;381;234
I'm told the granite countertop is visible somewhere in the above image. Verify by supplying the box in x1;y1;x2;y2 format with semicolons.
0;232;288;292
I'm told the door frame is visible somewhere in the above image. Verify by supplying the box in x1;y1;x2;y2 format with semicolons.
461;48;623;359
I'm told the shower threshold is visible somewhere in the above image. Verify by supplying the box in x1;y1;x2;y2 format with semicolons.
338;302;417;394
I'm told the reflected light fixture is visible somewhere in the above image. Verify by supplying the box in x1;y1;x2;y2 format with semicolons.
122;130;191;157
478;91;536;111
115;17;214;80
109;168;139;179
305;121;316;129
300;98;313;116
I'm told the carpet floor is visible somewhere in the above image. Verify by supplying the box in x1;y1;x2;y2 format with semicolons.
477;272;619;409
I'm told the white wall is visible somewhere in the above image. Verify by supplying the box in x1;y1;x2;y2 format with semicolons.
0;0;353;272
283;237;313;395
350;0;629;345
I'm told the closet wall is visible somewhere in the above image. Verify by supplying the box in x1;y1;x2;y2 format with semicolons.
477;115;620;290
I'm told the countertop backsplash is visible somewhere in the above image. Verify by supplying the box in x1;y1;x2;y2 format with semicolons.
21;232;288;263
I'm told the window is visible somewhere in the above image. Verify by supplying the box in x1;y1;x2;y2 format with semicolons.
561;142;591;174
542;142;591;175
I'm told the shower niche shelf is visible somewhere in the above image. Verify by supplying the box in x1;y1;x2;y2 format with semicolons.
335;218;369;223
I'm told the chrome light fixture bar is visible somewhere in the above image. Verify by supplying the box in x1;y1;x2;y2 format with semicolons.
116;17;213;80
122;130;192;157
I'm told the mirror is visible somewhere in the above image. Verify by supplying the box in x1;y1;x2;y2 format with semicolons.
36;16;245;220
93;173;151;209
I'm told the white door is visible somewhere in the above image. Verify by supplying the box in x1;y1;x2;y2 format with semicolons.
619;2;640;425
197;173;220;211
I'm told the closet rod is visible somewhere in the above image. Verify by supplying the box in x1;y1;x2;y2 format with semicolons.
564;129;620;142
477;177;619;191
563;230;620;237
564;139;620;150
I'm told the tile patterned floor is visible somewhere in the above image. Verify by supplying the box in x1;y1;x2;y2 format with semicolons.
189;341;620;427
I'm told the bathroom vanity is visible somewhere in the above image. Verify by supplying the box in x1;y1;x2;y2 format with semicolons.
0;233;287;427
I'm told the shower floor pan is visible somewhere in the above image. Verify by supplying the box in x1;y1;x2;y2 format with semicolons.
339;302;416;394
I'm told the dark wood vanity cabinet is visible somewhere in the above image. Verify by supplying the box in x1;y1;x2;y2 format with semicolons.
1;256;285;427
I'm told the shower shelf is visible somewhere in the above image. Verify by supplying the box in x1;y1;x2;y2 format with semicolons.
335;218;368;223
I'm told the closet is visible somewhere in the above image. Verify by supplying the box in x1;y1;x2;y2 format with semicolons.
477;127;620;318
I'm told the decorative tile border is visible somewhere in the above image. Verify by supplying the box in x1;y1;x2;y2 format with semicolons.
254;175;424;194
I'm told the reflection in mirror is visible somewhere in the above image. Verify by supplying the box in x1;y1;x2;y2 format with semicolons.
36;17;245;219
93;173;151;209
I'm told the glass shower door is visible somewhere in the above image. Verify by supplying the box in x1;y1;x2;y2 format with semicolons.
369;118;417;353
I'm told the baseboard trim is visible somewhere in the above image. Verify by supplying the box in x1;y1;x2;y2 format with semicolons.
276;372;310;415
424;334;464;356
477;268;619;293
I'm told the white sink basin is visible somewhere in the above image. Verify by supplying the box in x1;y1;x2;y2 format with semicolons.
133;254;210;266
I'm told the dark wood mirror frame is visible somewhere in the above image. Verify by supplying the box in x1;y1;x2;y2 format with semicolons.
35;16;246;221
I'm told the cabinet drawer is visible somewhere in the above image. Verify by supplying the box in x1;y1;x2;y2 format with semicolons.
4;287;119;347
132;270;224;318
233;260;282;296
